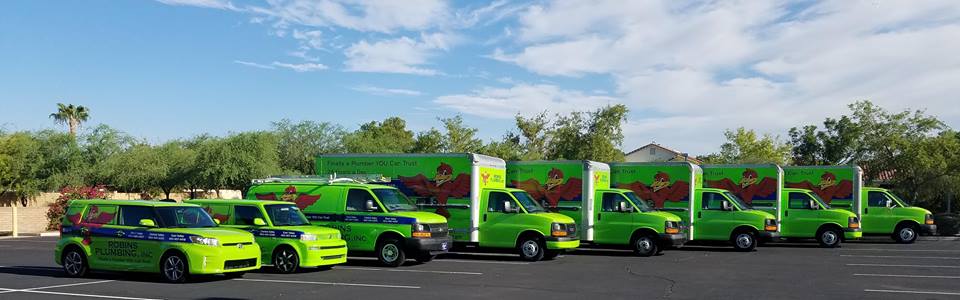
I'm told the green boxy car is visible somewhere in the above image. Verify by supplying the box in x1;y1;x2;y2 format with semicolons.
186;199;348;273
55;200;261;283
247;179;453;267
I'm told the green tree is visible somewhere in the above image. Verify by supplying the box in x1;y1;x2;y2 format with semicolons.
480;133;523;161
195;132;280;196
80;124;139;184
440;115;483;153
544;104;629;162
156;141;198;199
515;112;550;160
411;128;444;153
49;103;90;136
102;144;166;195
272;119;346;174
705;127;791;164
0;132;43;206
343;117;415;153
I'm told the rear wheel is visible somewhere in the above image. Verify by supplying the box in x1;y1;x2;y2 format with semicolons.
62;247;88;278
732;231;757;252
631;234;658;257
376;237;406;267
273;246;300;274
517;236;545;262
894;224;919;244
817;227;842;248
160;253;189;283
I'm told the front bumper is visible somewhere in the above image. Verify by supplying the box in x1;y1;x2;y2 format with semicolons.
188;243;262;275
545;237;580;250
757;231;780;242
659;233;688;247
921;224;937;235
405;236;453;255
300;239;348;267
844;227;863;239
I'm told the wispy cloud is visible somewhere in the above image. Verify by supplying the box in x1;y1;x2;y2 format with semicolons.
155;0;236;10
234;60;327;72
352;85;423;96
233;60;275;69
343;34;455;76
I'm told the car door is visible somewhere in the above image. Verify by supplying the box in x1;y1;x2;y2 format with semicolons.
115;205;162;270
81;204;120;270
782;192;819;238
862;191;895;234
696;192;733;240
234;204;272;257
594;192;635;245
479;191;521;248
343;188;385;251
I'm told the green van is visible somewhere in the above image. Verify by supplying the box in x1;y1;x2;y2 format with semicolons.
185;199;348;273
55;200;261;283
247;178;452;267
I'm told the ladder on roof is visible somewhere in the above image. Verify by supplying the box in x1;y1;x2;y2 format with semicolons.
251;174;391;184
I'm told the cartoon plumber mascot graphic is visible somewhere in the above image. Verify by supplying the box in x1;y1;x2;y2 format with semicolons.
615;171;689;208
255;185;322;210
511;168;582;210
398;162;470;218
705;168;778;204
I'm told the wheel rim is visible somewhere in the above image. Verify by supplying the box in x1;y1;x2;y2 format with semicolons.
64;251;82;275
822;231;838;245
164;256;185;281
381;244;400;263
276;249;296;272
636;237;653;253
521;240;539;258
900;227;916;241
736;234;753;248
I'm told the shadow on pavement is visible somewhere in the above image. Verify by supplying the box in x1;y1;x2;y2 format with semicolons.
0;265;236;284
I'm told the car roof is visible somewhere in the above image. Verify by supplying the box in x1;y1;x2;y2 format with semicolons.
186;199;292;206
252;182;395;189
67;199;199;207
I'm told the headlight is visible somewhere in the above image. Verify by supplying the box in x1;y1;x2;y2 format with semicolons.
551;223;568;237
763;219;778;231
665;221;680;234
925;214;935;225
412;223;431;238
300;233;317;241
848;217;860;229
190;236;219;247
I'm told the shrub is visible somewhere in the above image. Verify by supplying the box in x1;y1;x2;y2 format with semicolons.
45;185;107;230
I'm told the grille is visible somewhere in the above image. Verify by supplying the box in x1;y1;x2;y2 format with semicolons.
224;258;257;270
321;254;345;260
222;242;255;247
565;223;577;238
319;245;346;250
425;223;448;238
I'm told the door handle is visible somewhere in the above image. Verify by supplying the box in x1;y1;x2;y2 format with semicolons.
864;208;869;214
785;211;789;217
697;211;702;218
597;213;601;221
483;214;487;221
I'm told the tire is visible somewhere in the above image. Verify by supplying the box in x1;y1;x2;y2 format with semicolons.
631;234;659;257
273;246;300;274
894;224;919;244
160;253;189;283
543;250;561;260
731;231;757;252
376;237;406;267
62;247;89;278
817;227;842;248
414;253;436;263
517;236;545;262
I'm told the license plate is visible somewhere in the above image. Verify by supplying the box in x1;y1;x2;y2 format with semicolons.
440;242;449;251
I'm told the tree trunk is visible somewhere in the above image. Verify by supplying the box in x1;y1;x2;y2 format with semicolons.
163;188;172;200
68;119;77;136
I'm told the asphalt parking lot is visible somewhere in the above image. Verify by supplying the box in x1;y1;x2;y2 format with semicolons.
0;237;957;300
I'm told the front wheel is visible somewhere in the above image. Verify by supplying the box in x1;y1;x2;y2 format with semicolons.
376;238;406;267
160;253;189;283
632;234;659;257
517;237;545;262
817;228;842;248
732;232;757;252
894;224;919;244
62;248;89;278
273;247;300;274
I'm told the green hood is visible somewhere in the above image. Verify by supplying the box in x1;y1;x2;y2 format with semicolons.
645;210;682;222
900;206;933;218
530;212;576;223
741;209;776;219
393;211;448;224
167;227;255;244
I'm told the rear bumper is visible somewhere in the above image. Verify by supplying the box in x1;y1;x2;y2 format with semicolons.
659;233;688;247
757;231;780;242
545;237;580;250
405;236;453;255
921;224;937;235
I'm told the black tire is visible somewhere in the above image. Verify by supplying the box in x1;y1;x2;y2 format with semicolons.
817;227;843;248
414;253;436;263
376;237;406;267
62;247;89;278
894;223;919;244
160;252;189;283
273;246;300;274
517;236;546;262
631;234;659;257
731;231;757;252
543;250;561;260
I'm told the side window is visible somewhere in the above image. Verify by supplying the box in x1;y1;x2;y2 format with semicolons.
346;189;377;212
702;192;724;210
601;193;628;212
202;204;231;224
867;191;889;207
788;192;813;209
118;206;157;226
487;192;514;212
235;206;265;225
82;205;117;225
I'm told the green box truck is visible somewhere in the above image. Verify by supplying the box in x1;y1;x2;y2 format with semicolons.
610;162;778;251
316;153;580;261
783;166;935;243
507;160;686;256
702;164;862;247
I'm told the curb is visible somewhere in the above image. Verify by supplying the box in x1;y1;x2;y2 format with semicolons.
39;231;60;237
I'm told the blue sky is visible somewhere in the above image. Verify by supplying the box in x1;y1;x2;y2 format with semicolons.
2;0;959;155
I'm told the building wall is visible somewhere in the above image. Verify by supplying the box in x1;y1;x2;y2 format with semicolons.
0;207;49;233
624;146;678;162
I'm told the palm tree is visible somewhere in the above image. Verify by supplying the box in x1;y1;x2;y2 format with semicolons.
49;103;90;136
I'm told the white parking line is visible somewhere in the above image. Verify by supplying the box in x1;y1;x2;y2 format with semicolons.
865;289;960;296
841;254;960;260
337;266;482;275
842;248;960;252
235;278;421;289
0;280;114;294
435;259;530;265
0;280;155;300
854;273;960;279
847;263;960;269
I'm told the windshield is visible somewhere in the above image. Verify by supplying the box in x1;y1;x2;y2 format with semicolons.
809;193;831;209
723;192;752;210
156;207;217;228
265;204;310;226
512;191;545;213
623;192;653;212
372;189;419;212
887;193;909;207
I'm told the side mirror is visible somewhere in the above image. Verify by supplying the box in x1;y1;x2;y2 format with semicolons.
253;218;267;226
721;200;733;211
365;200;379;211
213;218;221;225
809;200;818;210
139;219;156;228
618;202;633;212
503;201;514;213
885;199;893;208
